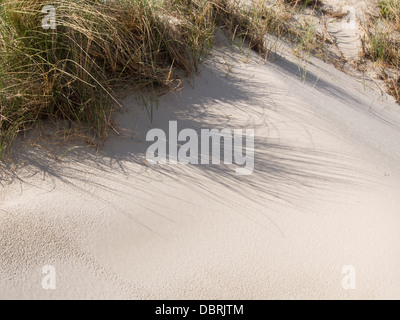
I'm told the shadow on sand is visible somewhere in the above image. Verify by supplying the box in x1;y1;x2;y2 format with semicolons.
0;43;371;234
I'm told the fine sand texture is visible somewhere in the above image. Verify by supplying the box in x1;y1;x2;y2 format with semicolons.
1;33;400;299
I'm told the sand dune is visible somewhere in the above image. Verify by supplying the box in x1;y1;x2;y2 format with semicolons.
1;33;400;299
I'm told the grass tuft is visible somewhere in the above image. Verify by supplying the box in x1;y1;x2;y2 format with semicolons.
3;0;398;157
363;0;400;102
0;0;215;154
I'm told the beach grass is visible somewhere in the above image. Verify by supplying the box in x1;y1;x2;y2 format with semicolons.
363;0;400;102
2;0;399;156
0;0;215;154
0;0;320;155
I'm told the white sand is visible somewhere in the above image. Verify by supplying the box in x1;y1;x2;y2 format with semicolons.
1;33;400;300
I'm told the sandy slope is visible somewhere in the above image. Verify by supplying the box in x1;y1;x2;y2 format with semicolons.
1;33;400;300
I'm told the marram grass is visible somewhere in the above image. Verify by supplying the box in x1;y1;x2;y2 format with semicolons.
2;0;398;156
0;0;327;156
0;0;216;154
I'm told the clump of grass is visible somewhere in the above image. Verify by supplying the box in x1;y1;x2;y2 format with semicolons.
0;0;215;155
213;0;323;58
363;0;400;103
380;0;400;23
0;0;355;157
212;0;282;55
366;21;399;65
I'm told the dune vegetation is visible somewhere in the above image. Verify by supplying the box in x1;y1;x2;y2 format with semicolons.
0;0;315;155
374;0;400;102
0;0;218;154
0;0;399;157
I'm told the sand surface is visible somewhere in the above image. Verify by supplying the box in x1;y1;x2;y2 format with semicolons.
1;33;400;299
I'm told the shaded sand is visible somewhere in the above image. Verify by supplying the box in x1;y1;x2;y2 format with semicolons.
1;33;400;299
